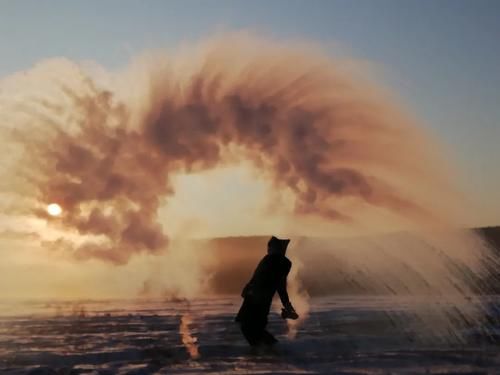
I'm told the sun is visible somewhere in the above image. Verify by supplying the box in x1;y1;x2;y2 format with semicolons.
47;203;62;217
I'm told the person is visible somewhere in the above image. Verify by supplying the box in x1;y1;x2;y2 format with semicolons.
235;236;299;347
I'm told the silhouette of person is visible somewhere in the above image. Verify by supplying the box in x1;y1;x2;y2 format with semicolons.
235;236;299;347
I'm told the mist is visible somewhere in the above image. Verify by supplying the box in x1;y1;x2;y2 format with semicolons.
1;34;497;340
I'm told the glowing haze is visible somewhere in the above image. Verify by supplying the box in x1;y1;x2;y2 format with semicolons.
0;35;497;339
2;35;471;262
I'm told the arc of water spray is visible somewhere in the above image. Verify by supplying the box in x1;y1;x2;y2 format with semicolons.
1;34;498;341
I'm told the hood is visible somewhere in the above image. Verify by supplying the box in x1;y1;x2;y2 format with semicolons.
267;236;290;256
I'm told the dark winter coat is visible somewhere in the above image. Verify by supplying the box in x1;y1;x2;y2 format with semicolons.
235;252;292;325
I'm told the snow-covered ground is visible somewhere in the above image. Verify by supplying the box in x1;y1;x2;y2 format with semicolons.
1;296;499;374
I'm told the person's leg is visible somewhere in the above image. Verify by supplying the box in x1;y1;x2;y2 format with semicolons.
240;321;261;346
260;329;278;346
241;319;278;347
237;299;275;347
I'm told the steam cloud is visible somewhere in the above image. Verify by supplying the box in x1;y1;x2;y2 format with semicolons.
1;34;497;340
1;35;468;263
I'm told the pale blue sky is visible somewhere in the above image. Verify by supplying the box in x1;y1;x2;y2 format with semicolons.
1;0;499;224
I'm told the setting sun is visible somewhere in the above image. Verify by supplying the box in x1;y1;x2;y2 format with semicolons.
47;203;62;217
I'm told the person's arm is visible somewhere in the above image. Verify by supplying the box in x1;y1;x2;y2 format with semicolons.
277;259;299;319
277;274;291;308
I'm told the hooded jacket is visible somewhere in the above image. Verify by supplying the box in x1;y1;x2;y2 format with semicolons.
240;236;292;309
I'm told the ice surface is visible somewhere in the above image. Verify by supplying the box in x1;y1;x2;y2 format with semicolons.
1;296;499;374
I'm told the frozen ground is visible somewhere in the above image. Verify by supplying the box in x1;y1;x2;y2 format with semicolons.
1;296;500;374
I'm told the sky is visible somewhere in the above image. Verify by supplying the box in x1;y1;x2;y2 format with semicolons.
0;0;499;299
1;0;498;226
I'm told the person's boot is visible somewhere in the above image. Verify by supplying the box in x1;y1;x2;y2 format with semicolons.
281;306;299;320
